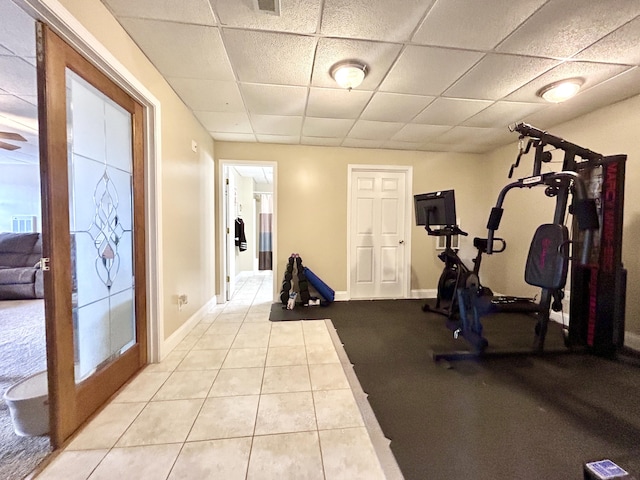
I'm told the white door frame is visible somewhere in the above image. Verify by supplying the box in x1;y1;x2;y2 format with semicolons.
347;164;413;300
218;160;277;304
19;0;164;361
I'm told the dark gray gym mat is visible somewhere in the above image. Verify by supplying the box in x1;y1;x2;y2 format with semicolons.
269;302;331;321
321;299;640;480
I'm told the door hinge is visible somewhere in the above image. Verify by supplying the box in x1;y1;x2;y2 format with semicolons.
226;276;230;282
226;178;229;185
41;257;50;271
227;227;230;234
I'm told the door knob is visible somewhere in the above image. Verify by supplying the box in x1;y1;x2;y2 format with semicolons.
399;240;404;244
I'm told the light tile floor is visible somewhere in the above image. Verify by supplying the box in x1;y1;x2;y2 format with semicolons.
35;272;402;480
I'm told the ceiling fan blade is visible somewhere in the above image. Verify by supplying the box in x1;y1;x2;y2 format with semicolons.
0;141;21;151
0;132;27;142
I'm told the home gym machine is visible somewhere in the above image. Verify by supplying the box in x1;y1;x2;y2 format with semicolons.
415;190;500;320
435;122;627;360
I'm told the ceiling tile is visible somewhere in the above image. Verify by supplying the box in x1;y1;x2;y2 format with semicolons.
212;133;256;142
0;56;37;96
256;134;300;144
212;0;320;34
0;104;37;133
431;126;506;145
413;0;546;50
379;46;484;96
496;0;640;58
463;101;548;128
361;93;434;122
523;67;640;130
119;19;234;80
505;61;632;103
575;16;640;66
240;84;308;116
383;140;427;151
194;111;252;133
103;0;216;25
347;120;404;140
0;112;37;136
321;0;435;42
391;124;450;142
302;117;355;137
422;142;492;154
413;98;493;125
167;78;245;112
342;138;385;149
0;0;36;56
301;137;342;146
250;114;303;135
311;38;402;90
223;29;316;86
306;87;372;119
445;53;559;100
0;149;37;164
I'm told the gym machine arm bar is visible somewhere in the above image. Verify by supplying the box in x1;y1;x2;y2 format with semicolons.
485;171;598;265
510;122;603;162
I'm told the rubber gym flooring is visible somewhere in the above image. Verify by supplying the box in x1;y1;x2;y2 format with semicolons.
270;299;640;480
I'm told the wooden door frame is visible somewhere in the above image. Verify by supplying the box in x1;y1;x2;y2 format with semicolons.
346;164;413;300
218;160;278;304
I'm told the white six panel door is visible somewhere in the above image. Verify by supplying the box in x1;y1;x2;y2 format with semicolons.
350;170;406;299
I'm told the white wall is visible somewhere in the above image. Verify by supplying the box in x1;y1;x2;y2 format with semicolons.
0;163;41;232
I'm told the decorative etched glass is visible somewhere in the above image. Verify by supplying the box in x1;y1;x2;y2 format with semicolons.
66;70;135;382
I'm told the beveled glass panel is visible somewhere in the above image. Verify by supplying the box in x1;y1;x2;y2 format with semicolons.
66;69;135;383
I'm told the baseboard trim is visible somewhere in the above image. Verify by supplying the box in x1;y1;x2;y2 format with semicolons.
160;296;217;359
410;289;436;299
624;332;640;352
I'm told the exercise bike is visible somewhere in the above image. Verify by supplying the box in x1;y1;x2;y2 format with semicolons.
421;227;507;320
415;190;501;320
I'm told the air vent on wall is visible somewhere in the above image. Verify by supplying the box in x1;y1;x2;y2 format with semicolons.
253;0;280;15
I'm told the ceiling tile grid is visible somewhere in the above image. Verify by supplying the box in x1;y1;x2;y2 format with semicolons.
95;0;640;151
3;0;640;165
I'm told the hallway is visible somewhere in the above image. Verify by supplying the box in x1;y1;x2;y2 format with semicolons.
34;271;392;479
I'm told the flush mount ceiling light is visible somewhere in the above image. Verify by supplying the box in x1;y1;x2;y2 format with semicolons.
537;78;584;103
331;61;367;90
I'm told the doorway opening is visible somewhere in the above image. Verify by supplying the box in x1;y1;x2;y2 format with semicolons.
219;161;277;304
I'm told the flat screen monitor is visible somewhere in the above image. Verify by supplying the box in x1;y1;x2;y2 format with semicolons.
414;190;457;227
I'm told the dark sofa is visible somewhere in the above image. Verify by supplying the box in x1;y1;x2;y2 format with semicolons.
0;232;44;300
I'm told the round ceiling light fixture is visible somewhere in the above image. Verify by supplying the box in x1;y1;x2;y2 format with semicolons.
331;61;367;90
537;78;584;103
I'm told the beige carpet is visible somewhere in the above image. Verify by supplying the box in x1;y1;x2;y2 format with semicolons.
0;299;51;480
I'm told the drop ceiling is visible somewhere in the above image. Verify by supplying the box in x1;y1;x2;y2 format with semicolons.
2;0;640;167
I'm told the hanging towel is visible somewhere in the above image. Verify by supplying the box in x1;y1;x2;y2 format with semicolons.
235;218;247;252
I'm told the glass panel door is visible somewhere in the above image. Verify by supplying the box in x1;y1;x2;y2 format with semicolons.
37;23;146;447
66;71;136;382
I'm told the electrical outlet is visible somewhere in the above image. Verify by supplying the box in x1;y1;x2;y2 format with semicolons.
178;294;188;311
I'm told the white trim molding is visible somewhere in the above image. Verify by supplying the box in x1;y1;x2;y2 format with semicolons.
161;296;217;357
